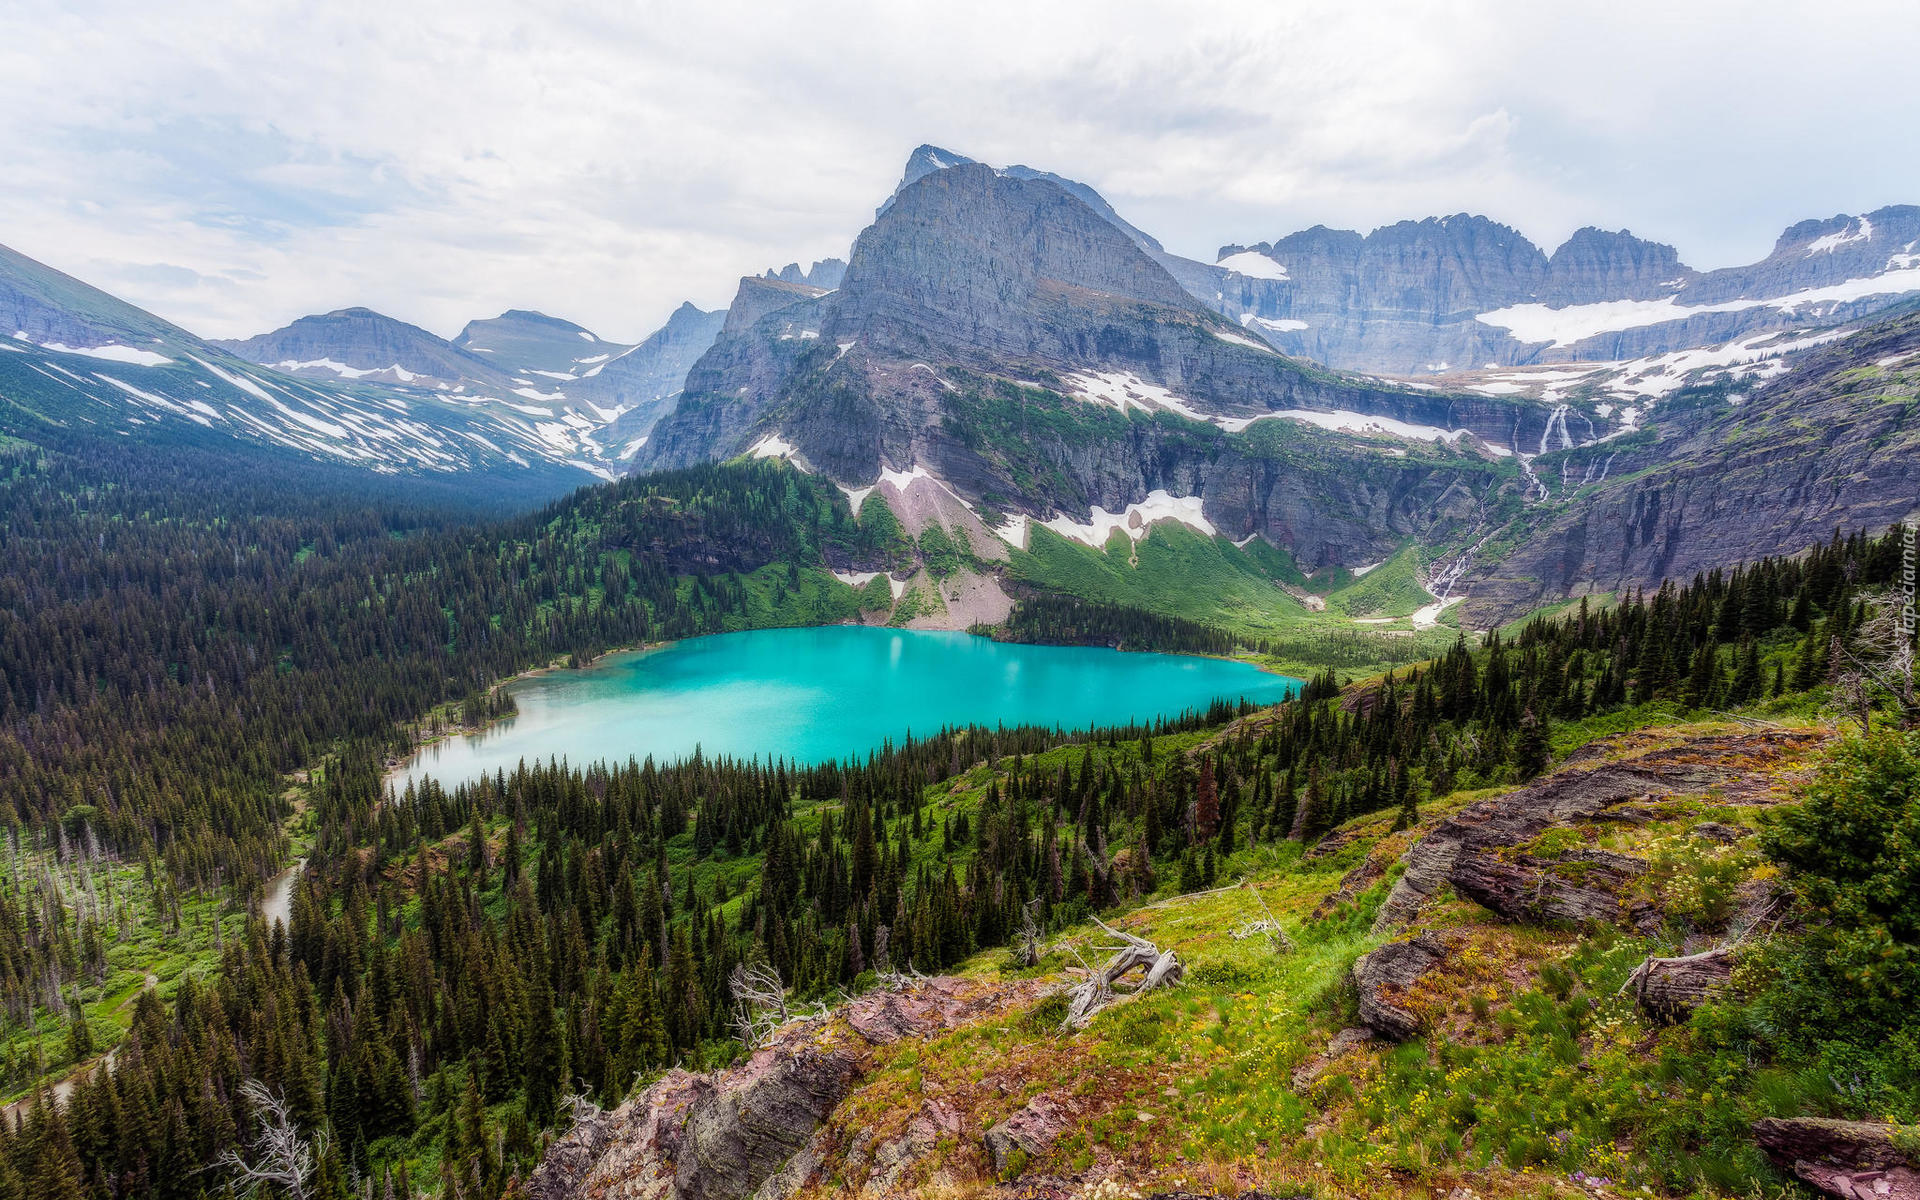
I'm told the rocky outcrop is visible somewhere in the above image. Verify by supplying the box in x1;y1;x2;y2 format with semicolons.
1753;1117;1920;1199
530;977;1053;1200
1375;730;1827;931
1448;844;1656;931
984;1093;1076;1174
1352;932;1451;1041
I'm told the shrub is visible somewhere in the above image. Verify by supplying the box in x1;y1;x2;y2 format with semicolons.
1762;730;1920;1011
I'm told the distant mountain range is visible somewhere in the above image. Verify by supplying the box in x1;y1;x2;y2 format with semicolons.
6;142;1920;617
879;145;1920;376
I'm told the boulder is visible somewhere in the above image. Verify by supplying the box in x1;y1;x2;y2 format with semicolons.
1352;932;1450;1041
1753;1116;1920;1199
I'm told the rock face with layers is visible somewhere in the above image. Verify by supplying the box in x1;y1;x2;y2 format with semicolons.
1449;844;1657;930
1752;1117;1920;1199
1461;312;1920;624
1375;730;1828;932
1352;931;1452;1041
529;976;1054;1200
639;159;1547;573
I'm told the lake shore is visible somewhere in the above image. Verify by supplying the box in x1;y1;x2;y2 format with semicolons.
381;640;664;790
387;625;1302;794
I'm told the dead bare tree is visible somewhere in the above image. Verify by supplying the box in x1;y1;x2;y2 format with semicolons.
727;960;791;1048
1060;917;1183;1031
212;1079;326;1200
1239;879;1295;954
1830;596;1919;729
1015;897;1043;968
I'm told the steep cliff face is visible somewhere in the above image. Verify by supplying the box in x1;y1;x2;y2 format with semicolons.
1685;206;1920;303
1461;309;1920;622
1204;206;1920;375
1546;227;1692;303
763;259;848;290
637;162;1544;572
588;302;728;447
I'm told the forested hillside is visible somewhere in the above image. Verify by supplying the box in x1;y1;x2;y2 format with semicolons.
3;501;1911;1198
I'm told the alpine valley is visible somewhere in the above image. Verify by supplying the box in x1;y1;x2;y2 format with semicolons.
2;138;1920;1200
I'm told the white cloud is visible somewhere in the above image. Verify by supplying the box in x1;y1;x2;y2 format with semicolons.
0;0;1915;341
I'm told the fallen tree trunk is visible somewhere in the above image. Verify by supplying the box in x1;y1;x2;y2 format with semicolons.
1621;947;1734;1023
1061;917;1183;1030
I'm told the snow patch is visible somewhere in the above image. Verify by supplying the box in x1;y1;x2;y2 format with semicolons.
1246;315;1308;334
839;481;877;511
188;356;275;404
1807;217;1872;255
1041;490;1214;548
1216;250;1290;280
749;434;798;459
992;513;1031;551
1478;267;1920;347
1064;371;1215;423
42;341;172;366
1410;595;1463;629
1210;329;1277;353
1219;408;1509;454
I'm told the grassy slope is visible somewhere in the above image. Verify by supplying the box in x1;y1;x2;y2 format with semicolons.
802;708;1843;1199
1004;522;1460;678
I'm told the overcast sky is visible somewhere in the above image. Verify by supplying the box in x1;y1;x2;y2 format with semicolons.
2;0;1915;343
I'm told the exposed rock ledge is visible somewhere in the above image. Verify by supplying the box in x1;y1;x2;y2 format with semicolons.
530;976;1055;1200
1753;1117;1920;1199
1373;729;1826;933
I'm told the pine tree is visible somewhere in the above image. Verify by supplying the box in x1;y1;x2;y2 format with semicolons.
1193;758;1219;841
1728;636;1763;705
1514;708;1548;780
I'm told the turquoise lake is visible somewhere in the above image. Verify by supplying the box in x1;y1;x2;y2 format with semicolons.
396;626;1298;791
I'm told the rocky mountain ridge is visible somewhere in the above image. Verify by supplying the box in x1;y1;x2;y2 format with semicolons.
0;242;635;487
1208;205;1920;375
639;161;1553;583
